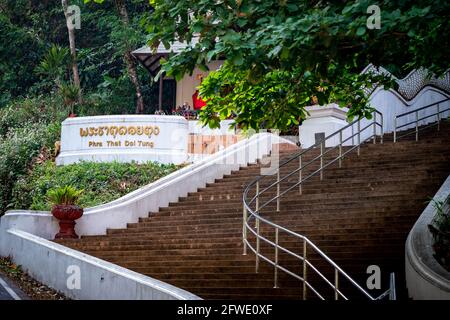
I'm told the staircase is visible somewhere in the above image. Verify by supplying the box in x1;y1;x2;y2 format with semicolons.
57;121;450;300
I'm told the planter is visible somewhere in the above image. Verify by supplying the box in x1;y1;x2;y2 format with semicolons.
51;205;83;239
428;224;450;271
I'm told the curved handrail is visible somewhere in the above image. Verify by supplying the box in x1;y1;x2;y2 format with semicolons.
242;110;396;300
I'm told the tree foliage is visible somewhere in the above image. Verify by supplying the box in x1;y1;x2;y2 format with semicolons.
145;0;450;130
0;0;161;112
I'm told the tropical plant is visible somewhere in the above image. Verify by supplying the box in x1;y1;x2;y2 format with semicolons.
429;197;450;233
35;45;70;87
59;82;81;114
46;185;84;206
428;196;450;271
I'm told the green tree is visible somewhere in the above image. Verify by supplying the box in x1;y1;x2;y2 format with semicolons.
145;0;450;130
85;0;146;113
0;0;154;112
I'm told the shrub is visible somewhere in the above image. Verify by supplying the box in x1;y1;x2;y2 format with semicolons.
0;95;66;214
428;197;450;270
11;161;181;211
0;95;66;137
0;123;61;213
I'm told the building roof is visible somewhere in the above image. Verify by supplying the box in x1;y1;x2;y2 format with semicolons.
132;38;200;76
133;37;200;55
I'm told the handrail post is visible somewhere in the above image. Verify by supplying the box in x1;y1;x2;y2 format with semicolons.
242;206;247;255
380;112;384;144
357;120;361;156
389;273;396;300
393;117;397;143
256;181;259;212
299;155;302;195
255;181;260;272
352;124;354;145
255;218;260;273
320;140;324;180
339;131;342;168
415;111;419;141
335;268;339;300
437;104;440;131
303;240;307;300
274;228;279;288
276;171;280;212
373;111;376;144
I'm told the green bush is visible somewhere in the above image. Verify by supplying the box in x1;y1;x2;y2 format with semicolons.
0;95;65;137
0;123;61;213
11;161;181;211
0;96;66;214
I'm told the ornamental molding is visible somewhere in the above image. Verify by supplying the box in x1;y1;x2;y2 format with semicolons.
362;64;450;101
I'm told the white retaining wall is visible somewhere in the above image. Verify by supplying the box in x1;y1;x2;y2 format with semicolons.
299;86;450;148
405;175;450;300
370;87;450;134
2;229;199;300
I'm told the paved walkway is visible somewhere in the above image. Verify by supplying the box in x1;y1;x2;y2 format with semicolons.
0;274;25;300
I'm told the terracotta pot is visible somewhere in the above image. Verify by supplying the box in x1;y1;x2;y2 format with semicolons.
51;205;83;239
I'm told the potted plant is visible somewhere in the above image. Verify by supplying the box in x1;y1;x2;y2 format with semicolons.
428;197;450;271
47;186;84;239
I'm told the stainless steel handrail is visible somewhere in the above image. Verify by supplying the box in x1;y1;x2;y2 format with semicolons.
242;110;396;300
375;273;396;300
394;97;450;142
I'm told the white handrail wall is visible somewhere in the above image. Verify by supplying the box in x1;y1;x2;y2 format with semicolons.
405;175;450;300
3;229;201;300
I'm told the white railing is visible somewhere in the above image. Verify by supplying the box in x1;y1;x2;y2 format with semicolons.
242;110;396;300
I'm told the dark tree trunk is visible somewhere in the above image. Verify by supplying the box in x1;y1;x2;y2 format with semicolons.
115;0;145;114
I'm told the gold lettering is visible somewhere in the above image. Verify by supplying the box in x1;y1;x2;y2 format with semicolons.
80;125;160;138
118;126;127;135
80;128;88;137
98;127;106;136
109;126;118;138
138;141;154;148
128;126;137;135
88;141;103;147
144;126;153;137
